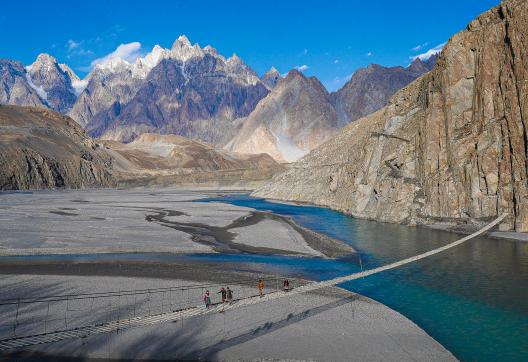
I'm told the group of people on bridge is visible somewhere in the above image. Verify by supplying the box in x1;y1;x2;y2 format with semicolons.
203;278;292;309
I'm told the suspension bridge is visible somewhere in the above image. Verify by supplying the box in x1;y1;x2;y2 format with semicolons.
0;214;507;351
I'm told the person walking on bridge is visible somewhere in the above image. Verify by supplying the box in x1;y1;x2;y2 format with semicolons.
283;279;290;291
203;290;211;309
218;287;227;303
226;286;233;303
258;279;265;297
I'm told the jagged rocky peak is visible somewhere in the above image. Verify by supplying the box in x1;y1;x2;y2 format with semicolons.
0;58;47;108
225;53;260;85
170;35;205;61
227;53;242;64
261;66;281;89
172;34;192;48
27;53;77;113
330;54;436;126
407;54;439;74
225;66;338;163
31;53;58;68
203;45;220;57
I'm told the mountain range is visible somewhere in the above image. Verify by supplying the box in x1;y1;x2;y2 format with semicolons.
0;35;436;162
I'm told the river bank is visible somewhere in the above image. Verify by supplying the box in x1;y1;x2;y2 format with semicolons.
258;195;528;244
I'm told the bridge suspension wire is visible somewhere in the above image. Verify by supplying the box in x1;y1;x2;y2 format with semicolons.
0;276;282;307
0;214;507;351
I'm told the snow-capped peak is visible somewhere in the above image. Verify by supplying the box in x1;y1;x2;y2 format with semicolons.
130;44;171;78
227;53;242;64
174;35;191;47
95;57;130;72
26;53;58;74
171;35;204;62
35;53;58;64
267;66;279;75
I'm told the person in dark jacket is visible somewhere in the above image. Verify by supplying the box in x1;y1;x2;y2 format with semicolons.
218;287;227;303
283;279;290;291
226;287;233;303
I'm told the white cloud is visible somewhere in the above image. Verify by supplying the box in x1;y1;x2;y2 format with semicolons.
303;48;308;55
295;64;309;72
65;39;94;58
334;59;339;64
411;42;446;61
366;52;373;57
67;39;80;50
89;42;143;69
411;41;429;52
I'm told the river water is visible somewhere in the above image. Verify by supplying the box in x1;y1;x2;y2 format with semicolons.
1;192;526;361
193;194;528;362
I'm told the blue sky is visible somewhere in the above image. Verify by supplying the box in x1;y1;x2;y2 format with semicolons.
0;0;499;91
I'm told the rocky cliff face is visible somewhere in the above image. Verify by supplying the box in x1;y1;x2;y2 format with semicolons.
0;105;113;190
0;59;47;108
26;54;78;113
330;56;436;127
225;70;339;162
255;0;528;232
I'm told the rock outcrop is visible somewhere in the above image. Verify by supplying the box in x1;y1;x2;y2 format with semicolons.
225;70;340;162
261;67;282;90
26;54;78;113
330;56;436;126
0;105;113;190
254;0;528;232
0;59;47;108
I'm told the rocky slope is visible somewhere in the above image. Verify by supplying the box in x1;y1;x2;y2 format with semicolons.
0;105;113;190
331;56;437;126
104;132;279;174
225;70;340;162
255;0;528;232
26;54;78;113
0;59;47;108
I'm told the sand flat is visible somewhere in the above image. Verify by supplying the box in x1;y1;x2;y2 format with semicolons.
0;189;352;257
231;218;323;256
0;273;456;361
